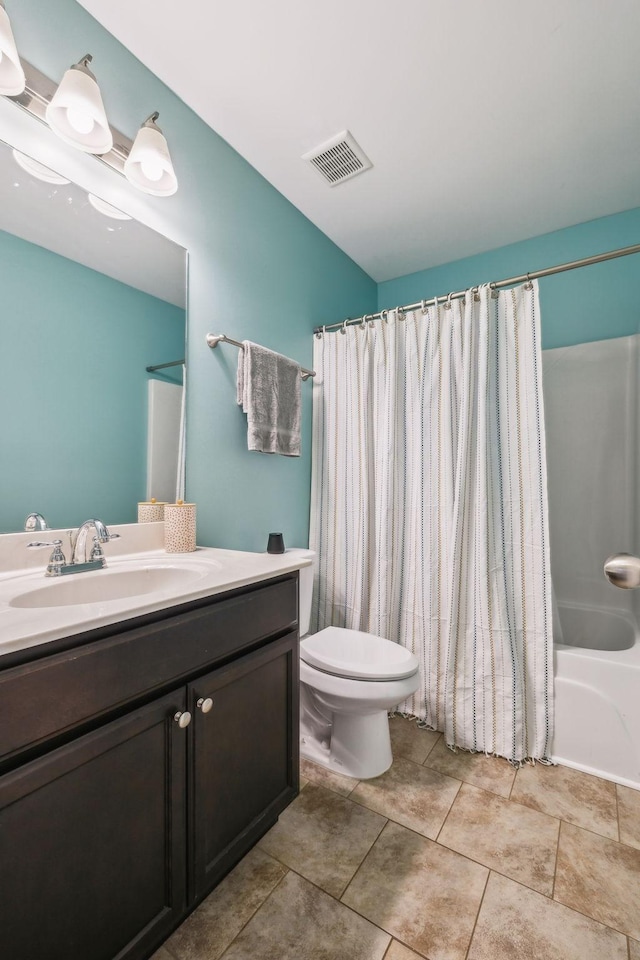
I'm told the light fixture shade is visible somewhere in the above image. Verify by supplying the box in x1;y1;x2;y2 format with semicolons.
0;3;26;96
45;58;113;154
124;115;178;196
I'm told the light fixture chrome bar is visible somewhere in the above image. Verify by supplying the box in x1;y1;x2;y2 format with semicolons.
315;241;640;334
206;333;315;380
8;57;133;175
146;359;185;373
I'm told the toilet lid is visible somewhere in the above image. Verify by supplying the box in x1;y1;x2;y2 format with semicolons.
300;627;419;681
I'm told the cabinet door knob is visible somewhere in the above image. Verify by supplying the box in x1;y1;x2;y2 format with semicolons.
197;697;213;714
174;710;192;728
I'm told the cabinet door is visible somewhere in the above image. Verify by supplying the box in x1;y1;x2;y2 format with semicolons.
190;631;299;901
0;690;187;960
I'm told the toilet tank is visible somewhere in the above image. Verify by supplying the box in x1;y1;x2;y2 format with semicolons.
286;548;315;636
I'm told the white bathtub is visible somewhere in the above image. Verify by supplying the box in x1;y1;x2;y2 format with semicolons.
553;603;640;789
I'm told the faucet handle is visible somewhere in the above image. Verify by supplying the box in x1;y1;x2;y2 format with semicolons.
90;532;120;562
27;539;63;551
27;539;66;576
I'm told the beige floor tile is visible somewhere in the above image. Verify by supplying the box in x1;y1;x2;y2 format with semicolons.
617;784;640;850
149;948;174;960
511;762;618;839
423;737;516;799
384;940;425;960
437;782;559;895
300;775;309;789
467;872;627;960
350;755;461;839
259;783;386;897
221;870;391;960
342;820;488;960
555;821;640;939
300;756;360;797
389;716;441;764
629;939;640;960
164;847;286;960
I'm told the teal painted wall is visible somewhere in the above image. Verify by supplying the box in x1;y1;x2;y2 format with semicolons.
0;228;185;532
378;207;640;349
4;0;377;550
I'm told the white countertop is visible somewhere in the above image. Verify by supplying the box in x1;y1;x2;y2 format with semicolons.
0;545;311;657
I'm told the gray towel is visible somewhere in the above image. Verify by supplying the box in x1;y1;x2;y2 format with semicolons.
237;341;302;456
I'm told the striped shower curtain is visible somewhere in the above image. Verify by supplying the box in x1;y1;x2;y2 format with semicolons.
310;282;553;763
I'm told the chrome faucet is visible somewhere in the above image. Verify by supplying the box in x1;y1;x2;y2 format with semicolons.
28;519;121;577
70;519;120;565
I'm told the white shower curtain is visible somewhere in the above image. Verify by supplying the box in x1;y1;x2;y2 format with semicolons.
310;282;553;763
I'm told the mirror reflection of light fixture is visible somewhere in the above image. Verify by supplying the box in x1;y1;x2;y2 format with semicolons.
45;54;113;155
124;113;178;197
0;1;25;95
12;148;70;184
88;193;132;220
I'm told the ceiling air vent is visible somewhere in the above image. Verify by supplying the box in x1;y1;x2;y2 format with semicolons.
302;130;372;187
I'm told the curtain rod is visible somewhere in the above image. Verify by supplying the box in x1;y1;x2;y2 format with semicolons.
146;359;185;373
206;333;315;379
314;240;640;334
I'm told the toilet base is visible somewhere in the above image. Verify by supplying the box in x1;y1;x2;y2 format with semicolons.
301;707;393;780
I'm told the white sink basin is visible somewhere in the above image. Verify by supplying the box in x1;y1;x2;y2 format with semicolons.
0;541;311;656
9;562;211;608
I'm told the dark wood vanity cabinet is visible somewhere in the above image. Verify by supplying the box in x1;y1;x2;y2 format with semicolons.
190;634;298;901
0;574;299;960
0;689;188;960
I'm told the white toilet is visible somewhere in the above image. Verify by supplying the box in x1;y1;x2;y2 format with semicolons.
289;549;420;780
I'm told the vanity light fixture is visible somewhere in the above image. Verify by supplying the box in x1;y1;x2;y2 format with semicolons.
124;113;178;197
12;148;70;184
0;1;25;96
45;54;113;154
3;45;178;196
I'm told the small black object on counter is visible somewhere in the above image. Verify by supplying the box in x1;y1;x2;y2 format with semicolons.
267;532;285;554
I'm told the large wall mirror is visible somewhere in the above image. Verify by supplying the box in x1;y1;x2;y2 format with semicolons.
0;136;187;534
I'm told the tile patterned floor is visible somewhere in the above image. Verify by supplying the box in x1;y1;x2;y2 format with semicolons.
154;718;640;960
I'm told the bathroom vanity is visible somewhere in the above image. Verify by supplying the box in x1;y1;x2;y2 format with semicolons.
0;548;306;960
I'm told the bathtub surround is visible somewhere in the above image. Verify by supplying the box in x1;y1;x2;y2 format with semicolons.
544;335;639;616
311;282;552;763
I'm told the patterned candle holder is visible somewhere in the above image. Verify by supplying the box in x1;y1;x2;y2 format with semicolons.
137;499;167;523
164;500;196;553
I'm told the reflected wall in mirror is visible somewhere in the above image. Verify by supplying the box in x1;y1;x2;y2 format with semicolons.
0;138;187;533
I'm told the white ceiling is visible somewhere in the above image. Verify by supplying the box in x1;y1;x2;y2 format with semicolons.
77;0;640;282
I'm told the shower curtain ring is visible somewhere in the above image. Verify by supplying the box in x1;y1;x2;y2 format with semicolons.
524;272;533;290
444;293;453;311
340;319;348;335
490;282;499;300
398;307;406;321
360;314;368;330
472;286;480;303
421;299;427;314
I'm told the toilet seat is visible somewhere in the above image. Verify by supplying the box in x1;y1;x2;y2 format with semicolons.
301;626;419;681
